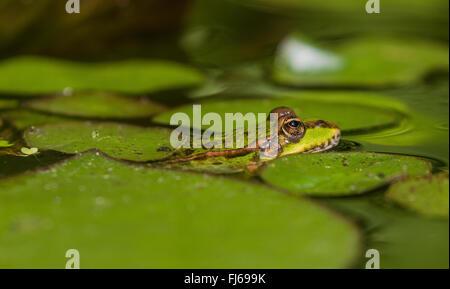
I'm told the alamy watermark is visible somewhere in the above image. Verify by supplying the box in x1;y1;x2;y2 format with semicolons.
65;249;80;269
169;105;288;159
65;0;379;15
365;249;380;269
365;0;380;14
66;0;80;14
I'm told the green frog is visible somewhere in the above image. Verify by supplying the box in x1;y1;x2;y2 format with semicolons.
154;107;341;173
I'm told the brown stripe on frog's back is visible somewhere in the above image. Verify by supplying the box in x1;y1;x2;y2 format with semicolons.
158;146;258;164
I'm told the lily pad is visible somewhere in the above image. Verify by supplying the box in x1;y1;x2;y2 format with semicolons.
0;99;18;109
386;174;449;218
261;152;432;196
273;36;449;87
0;140;13;148
0;56;205;95
154;92;405;133
20;147;39;156
24;121;173;162
0;110;68;130
24;92;166;119
0;151;360;268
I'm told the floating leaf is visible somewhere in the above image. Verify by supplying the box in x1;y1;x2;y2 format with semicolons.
273;36;449;87
261;152;432;196
24;121;174;162
0;140;13;148
20;147;38;155
0;151;360;268
24;92;166;119
0;56;205;95
1;110;68;130
386;174;449;218
154;92;405;133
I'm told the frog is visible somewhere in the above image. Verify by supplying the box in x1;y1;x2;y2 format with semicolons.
153;107;341;174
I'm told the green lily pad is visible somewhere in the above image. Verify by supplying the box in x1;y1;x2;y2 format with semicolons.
273;36;449;87
386;174;449;218
154;92;406;133
24;92;166;119
261;152;432;196
0;140;13;148
20;147;38;156
0;99;18;109
0;56;205;95
24;121;173;162
0;151;360;268
0;110;68;130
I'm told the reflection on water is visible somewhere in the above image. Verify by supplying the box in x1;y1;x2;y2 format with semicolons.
275;36;344;73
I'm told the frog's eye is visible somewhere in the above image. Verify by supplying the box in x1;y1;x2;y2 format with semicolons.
288;120;300;128
282;118;306;143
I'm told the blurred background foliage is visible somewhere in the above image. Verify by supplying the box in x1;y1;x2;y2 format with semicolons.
1;0;447;63
0;0;191;60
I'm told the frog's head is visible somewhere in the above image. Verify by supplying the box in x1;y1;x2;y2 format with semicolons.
262;106;341;159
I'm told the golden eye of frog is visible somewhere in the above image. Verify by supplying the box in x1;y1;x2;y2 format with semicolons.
156;106;341;173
